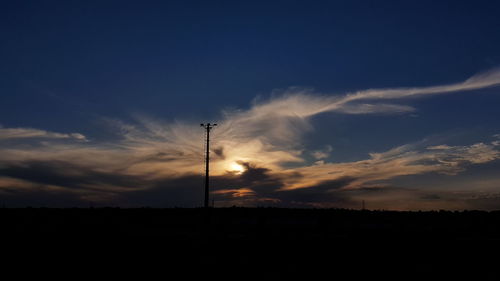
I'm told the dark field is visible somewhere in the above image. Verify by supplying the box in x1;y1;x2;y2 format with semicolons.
3;207;500;239
2;208;499;280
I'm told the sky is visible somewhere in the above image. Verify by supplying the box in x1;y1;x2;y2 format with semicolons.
1;0;500;210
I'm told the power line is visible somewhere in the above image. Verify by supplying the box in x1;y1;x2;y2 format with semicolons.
200;123;217;208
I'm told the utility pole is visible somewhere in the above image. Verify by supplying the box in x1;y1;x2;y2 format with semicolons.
201;123;217;208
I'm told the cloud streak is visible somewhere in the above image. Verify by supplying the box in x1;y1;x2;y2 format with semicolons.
1;68;500;208
281;141;500;191
243;68;500;118
0;127;86;141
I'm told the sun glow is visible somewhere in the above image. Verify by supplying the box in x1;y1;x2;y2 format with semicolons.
229;162;246;174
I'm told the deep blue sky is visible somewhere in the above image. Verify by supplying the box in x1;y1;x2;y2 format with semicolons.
1;1;500;209
2;1;500;128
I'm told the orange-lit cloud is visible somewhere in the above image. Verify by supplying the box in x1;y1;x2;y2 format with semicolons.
1;69;500;208
280;141;500;191
213;188;256;198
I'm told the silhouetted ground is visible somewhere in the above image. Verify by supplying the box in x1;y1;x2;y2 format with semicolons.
2;207;499;280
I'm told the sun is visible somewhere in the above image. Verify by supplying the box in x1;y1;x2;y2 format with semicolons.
229;162;246;174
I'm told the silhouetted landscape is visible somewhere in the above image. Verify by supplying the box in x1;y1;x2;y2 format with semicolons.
3;207;500;239
2;208;499;280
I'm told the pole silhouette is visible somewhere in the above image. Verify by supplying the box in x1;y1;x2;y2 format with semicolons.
201;123;217;208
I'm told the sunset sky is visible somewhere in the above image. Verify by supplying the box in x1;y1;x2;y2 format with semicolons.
1;0;500;210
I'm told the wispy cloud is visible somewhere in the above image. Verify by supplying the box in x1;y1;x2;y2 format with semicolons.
242;67;500;118
311;145;333;160
281;141;500;191
0;127;87;141
1;68;500;207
